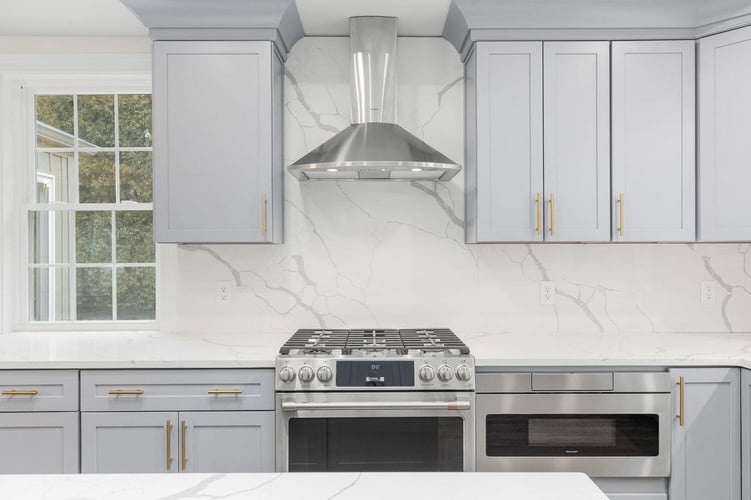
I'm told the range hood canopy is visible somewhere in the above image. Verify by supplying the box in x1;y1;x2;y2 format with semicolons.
288;16;461;181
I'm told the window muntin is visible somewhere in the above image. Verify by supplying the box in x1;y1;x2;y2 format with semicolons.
29;93;155;322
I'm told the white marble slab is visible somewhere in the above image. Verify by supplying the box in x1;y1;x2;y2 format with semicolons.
3;330;751;370
0;472;608;499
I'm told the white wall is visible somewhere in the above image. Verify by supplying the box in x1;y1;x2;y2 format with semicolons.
170;37;751;336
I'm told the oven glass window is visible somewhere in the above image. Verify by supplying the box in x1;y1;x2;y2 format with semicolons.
288;417;463;472
486;414;659;457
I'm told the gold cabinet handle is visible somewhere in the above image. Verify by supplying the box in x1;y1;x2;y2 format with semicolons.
207;389;243;395
676;376;685;427
108;389;144;395
535;193;542;235
618;193;625;236
549;193;555;236
262;194;268;237
1;390;38;396
166;420;173;471
181;420;188;471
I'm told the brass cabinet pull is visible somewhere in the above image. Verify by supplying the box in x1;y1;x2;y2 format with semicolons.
207;389;243;395
1;390;38;396
166;420;173;470
677;376;685;427
549;193;556;236
108;389;144;395
618;193;625;236
535;193;542;235
181;420;188;471
262;194;268;237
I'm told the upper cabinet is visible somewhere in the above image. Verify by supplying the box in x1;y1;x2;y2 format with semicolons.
543;42;611;242
466;42;543;243
466;41;610;243
152;41;284;243
698;26;751;241
611;41;696;242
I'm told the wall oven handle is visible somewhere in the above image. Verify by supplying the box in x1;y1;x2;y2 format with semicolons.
281;401;470;411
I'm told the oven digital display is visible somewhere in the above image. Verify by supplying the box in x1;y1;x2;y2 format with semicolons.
336;361;415;387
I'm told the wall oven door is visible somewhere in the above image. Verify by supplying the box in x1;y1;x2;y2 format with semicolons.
277;391;474;472
477;393;670;477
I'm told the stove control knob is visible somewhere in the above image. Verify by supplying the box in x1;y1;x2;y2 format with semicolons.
279;366;296;383
419;365;435;382
437;365;454;382
317;365;333;383
456;365;473;382
298;365;315;383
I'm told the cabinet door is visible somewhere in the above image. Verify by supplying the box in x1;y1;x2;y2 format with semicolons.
698;26;751;241
180;411;274;473
153;41;280;243
543;42;610;242
670;368;740;500
467;42;543;242
742;370;751;500
612;41;695;242
0;412;79;473
81;411;178;473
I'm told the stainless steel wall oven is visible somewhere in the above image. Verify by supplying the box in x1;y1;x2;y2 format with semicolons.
476;372;671;477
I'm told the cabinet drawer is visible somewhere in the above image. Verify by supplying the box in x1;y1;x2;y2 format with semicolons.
0;370;78;412
81;369;274;411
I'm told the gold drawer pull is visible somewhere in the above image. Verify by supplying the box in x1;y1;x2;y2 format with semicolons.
618;193;625;236
2;390;38;396
677;376;685;427
262;194;268;237
535;193;542;235
108;389;144;395
207;389;243;395
166;420;173;471
549;192;556;236
181;420;188;471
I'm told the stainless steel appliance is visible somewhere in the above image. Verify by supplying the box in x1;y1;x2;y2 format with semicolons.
476;371;671;477
275;328;475;472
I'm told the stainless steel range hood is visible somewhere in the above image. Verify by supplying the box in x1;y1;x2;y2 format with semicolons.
288;17;461;181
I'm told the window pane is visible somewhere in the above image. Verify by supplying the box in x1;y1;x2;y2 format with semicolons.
79;151;116;203
29;211;72;264
116;211;154;263
117;267;155;320
30;268;72;321
36;152;75;203
36;95;74;148
78;95;115;147
76;267;112;320
118;94;152;147
119;151;152;202
76;211;112;263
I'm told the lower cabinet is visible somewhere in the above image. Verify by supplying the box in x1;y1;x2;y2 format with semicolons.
0;412;79;473
669;367;740;500
741;370;751;500
82;410;274;473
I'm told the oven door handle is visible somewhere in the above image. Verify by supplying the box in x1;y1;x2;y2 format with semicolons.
281;401;471;411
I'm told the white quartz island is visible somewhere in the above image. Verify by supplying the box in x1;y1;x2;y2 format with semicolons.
0;472;608;499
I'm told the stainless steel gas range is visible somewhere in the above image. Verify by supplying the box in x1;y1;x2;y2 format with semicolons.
275;328;475;472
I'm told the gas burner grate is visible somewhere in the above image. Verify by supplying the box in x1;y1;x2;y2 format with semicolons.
278;328;469;355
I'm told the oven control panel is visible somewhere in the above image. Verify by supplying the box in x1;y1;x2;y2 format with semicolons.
275;357;474;391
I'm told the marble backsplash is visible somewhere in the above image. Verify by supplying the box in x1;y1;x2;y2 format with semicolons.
172;37;751;336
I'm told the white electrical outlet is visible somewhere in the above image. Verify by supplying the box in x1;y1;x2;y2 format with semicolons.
700;281;716;305
540;281;556;305
216;281;232;304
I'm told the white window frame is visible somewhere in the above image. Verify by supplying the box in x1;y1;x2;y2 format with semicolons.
0;56;176;333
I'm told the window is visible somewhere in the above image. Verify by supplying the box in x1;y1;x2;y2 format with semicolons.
29;93;155;322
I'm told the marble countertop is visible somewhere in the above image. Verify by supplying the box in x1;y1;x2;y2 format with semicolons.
1;330;751;370
0;472;608;499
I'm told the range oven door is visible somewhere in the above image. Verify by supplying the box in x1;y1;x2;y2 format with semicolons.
276;391;474;472
476;393;670;477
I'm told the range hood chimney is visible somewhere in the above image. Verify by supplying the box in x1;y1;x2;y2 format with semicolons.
288;17;461;181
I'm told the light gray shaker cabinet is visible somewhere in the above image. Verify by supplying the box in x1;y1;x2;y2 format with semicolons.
0;370;79;474
698;26;751;241
670;368;740;500
153;41;283;243
742;369;751;500
611;41;696;242
466;41;610;243
466;42;544;243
